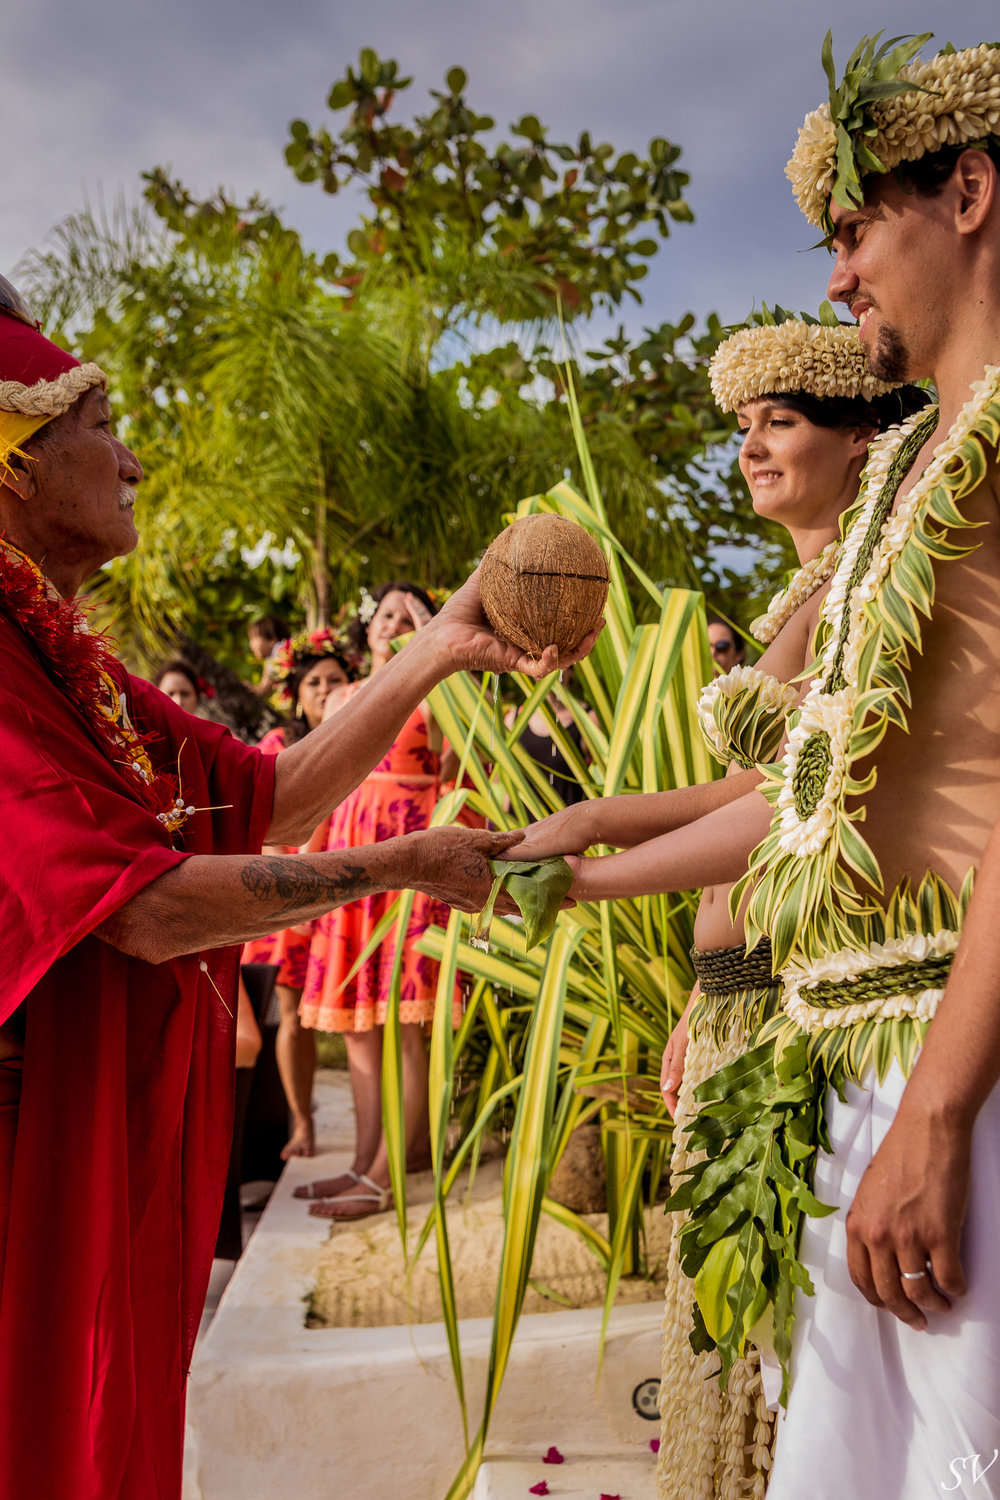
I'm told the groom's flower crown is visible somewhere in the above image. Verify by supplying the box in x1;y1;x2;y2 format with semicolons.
787;34;1000;232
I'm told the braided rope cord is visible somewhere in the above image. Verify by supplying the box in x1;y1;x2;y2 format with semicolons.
791;732;833;820
0;362;106;417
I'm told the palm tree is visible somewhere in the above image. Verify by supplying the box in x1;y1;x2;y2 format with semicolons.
19;194;725;665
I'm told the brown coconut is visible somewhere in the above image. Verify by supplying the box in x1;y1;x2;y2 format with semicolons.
479;514;609;658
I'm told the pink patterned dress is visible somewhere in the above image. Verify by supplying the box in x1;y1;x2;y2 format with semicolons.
299;705;460;1033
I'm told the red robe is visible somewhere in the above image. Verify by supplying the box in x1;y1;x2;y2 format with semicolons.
0;619;275;1499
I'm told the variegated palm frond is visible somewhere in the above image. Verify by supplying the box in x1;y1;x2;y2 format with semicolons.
381;470;719;1497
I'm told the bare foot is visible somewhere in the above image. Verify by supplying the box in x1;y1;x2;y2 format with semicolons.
307;1175;392;1220
280;1120;315;1161
293;1169;362;1201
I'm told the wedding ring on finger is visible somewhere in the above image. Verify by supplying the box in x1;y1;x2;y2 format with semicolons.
901;1260;932;1282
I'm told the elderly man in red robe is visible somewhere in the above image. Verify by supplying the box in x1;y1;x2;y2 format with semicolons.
0;280;596;1500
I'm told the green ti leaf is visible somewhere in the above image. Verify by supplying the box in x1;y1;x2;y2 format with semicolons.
472;857;574;951
669;1032;838;1402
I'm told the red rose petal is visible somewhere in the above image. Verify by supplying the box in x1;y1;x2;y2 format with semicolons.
528;1484;549;1496
542;1446;565;1465
599;1493;621;1499
649;1438;661;1454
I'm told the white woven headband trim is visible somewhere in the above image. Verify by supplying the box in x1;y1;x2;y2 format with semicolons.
0;362;107;418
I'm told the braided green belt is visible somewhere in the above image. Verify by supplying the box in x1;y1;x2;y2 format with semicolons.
689;939;780;1048
781;941;957;1040
690;938;775;995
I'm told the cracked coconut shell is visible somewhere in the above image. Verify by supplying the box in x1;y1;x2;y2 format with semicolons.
480;514;609;658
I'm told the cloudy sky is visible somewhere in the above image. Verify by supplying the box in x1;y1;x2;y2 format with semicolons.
7;1;998;343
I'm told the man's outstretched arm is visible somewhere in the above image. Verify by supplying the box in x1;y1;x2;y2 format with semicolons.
844;818;1000;1330
95;827;521;964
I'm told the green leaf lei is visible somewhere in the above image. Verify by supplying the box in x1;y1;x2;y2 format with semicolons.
698;666;797;772
736;369;1000;1025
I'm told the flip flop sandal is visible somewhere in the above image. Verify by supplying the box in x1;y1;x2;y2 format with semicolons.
307;1175;393;1220
293;1169;361;1201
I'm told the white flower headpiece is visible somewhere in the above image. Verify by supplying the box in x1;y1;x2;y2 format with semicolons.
709;320;897;413
787;37;1000;230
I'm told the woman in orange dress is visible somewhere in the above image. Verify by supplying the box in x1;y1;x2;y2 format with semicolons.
242;629;353;1157
296;582;459;1218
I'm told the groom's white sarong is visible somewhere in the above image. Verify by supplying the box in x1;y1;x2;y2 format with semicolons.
766;1061;1000;1500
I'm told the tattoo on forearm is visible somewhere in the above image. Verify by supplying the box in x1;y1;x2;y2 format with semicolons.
240;855;379;919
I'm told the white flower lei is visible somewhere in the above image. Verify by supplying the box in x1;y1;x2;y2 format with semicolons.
774;687;853;855
773;370;1000;858
782;928;959;1033
750;540;841;645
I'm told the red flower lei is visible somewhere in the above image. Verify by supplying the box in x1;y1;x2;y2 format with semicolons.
0;538;190;839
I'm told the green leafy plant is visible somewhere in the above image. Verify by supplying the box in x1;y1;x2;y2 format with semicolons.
664;1032;836;1406
367;369;721;1494
472;857;574;951
284;49;692;320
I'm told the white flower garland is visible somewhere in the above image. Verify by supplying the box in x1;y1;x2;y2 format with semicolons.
782;929;959;1033
774;687;853;855
750;540;840;645
773;370;1000;858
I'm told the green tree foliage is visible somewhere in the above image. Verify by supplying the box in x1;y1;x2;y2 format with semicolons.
284;48;693;322
23;199;418;657
19;51;785;667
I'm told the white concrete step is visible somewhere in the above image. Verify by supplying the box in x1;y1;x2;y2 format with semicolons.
185;1072;665;1500
474;1452;658;1498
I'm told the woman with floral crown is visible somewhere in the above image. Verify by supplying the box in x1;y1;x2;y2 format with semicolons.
242;628;355;1159
514;314;924;1499
294;581;456;1219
